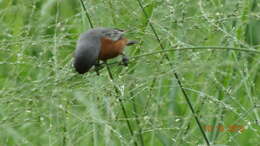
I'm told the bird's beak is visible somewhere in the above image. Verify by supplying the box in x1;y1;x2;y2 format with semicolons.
127;40;138;46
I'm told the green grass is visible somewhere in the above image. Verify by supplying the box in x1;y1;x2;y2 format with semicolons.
0;0;260;145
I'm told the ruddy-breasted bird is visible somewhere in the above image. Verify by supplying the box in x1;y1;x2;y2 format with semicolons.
74;27;137;74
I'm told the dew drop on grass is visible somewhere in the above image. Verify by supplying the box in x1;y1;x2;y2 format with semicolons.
59;104;64;109
171;138;176;142
40;116;44;121
26;110;31;113
17;53;22;57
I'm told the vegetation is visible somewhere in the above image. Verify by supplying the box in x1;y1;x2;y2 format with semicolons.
0;0;259;145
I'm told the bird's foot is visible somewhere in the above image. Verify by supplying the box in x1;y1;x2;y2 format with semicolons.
94;60;101;75
122;55;129;66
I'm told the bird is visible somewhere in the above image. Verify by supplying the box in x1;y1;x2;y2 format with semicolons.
73;27;137;74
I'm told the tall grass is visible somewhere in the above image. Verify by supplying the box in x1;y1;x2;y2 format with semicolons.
0;0;259;145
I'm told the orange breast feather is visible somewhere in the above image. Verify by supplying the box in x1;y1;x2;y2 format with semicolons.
99;37;128;60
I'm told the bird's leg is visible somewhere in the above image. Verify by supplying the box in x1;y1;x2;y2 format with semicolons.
121;53;129;66
94;60;100;75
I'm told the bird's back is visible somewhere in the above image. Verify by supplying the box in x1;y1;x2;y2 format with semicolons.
74;30;101;74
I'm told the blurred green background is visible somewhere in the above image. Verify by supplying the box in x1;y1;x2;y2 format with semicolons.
0;0;259;145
